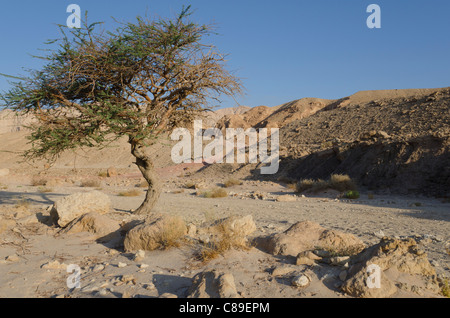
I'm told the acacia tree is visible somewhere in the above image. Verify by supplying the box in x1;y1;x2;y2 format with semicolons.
1;7;242;215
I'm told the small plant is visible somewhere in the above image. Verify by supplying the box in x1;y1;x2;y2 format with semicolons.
98;171;107;177
223;178;242;188
118;189;142;197
15;198;31;209
31;176;48;186
296;174;357;194
344;190;360;199
196;220;250;262
441;279;450;298
200;188;228;198
0;183;7;190
37;186;53;193
80;179;102;188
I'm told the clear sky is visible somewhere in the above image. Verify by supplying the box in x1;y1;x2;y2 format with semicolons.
0;0;449;109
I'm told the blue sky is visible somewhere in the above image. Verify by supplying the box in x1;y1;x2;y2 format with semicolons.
0;0;449;108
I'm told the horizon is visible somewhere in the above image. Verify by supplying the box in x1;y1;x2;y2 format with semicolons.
0;0;449;109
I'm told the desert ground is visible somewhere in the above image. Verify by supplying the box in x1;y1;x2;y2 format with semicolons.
0;87;449;298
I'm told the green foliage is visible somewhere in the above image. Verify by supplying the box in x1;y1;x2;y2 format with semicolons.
344;190;360;199
0;6;241;163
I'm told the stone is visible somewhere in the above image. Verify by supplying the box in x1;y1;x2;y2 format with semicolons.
260;220;365;257
117;262;127;268
124;214;187;252
197;215;257;247
341;237;439;298
271;265;297;277
187;270;239;298
5;254;20;262
292;274;310;288
107;167;118;177
276;195;297;202
41;260;67;270
159;293;178;298
133;250;146;262
50;191;111;227
59;212;120;241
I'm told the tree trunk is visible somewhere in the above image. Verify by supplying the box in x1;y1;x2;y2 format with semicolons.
130;141;161;215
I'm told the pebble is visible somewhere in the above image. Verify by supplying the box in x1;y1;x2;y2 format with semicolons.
292;274;310;288
117;262;127;268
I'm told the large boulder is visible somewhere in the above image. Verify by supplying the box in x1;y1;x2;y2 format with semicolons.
124;214;187;252
187;270;239;298
341;237;440;298
50;191;111;227
59;212;121;242
197;215;257;246
259;220;365;257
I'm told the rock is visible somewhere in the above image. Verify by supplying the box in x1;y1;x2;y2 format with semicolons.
197;215;256;247
373;230;385;238
187;270;239;298
59;212;120;241
117;262;127;268
41;260;67;270
133;250;145;262
92;264;105;272
271;265;297;277
5;254;20;262
107;167;118;177
339;270;347;281
292;274;310;288
123;214;187;252
276;195;297;202
341;237;439;298
159;293;178;298
0;168;9;177
50;191;111;227
260;220;365;257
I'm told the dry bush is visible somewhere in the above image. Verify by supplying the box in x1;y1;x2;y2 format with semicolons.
98;171;108;177
197;221;251;262
80;179;102;188
118;189;142;197
199;188;228;198
15;198;31;209
31;176;48;186
329;174;357;192
223;178;243;188
296;174;357;193
37;186;53;193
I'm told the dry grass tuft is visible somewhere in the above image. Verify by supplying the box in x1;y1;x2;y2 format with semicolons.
196;221;251;262
199;188;228;198
296;174;357;194
118;189;142;197
31;176;48;186
223;178;243;188
80;179;102;188
37;186;53;193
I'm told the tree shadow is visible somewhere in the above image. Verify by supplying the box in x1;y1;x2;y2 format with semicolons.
0;190;66;205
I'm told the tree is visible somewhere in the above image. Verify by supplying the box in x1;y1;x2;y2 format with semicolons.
0;7;242;215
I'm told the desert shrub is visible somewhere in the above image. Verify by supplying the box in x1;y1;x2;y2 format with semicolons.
296;174;357;194
329;174;357;192
344;190;360;199
442;279;450;298
31;176;48;186
98;171;107;177
197;220;250;262
223;178;242;188
37;186;53;193
80;179;102;188
200;188;228;198
118;189;142;197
